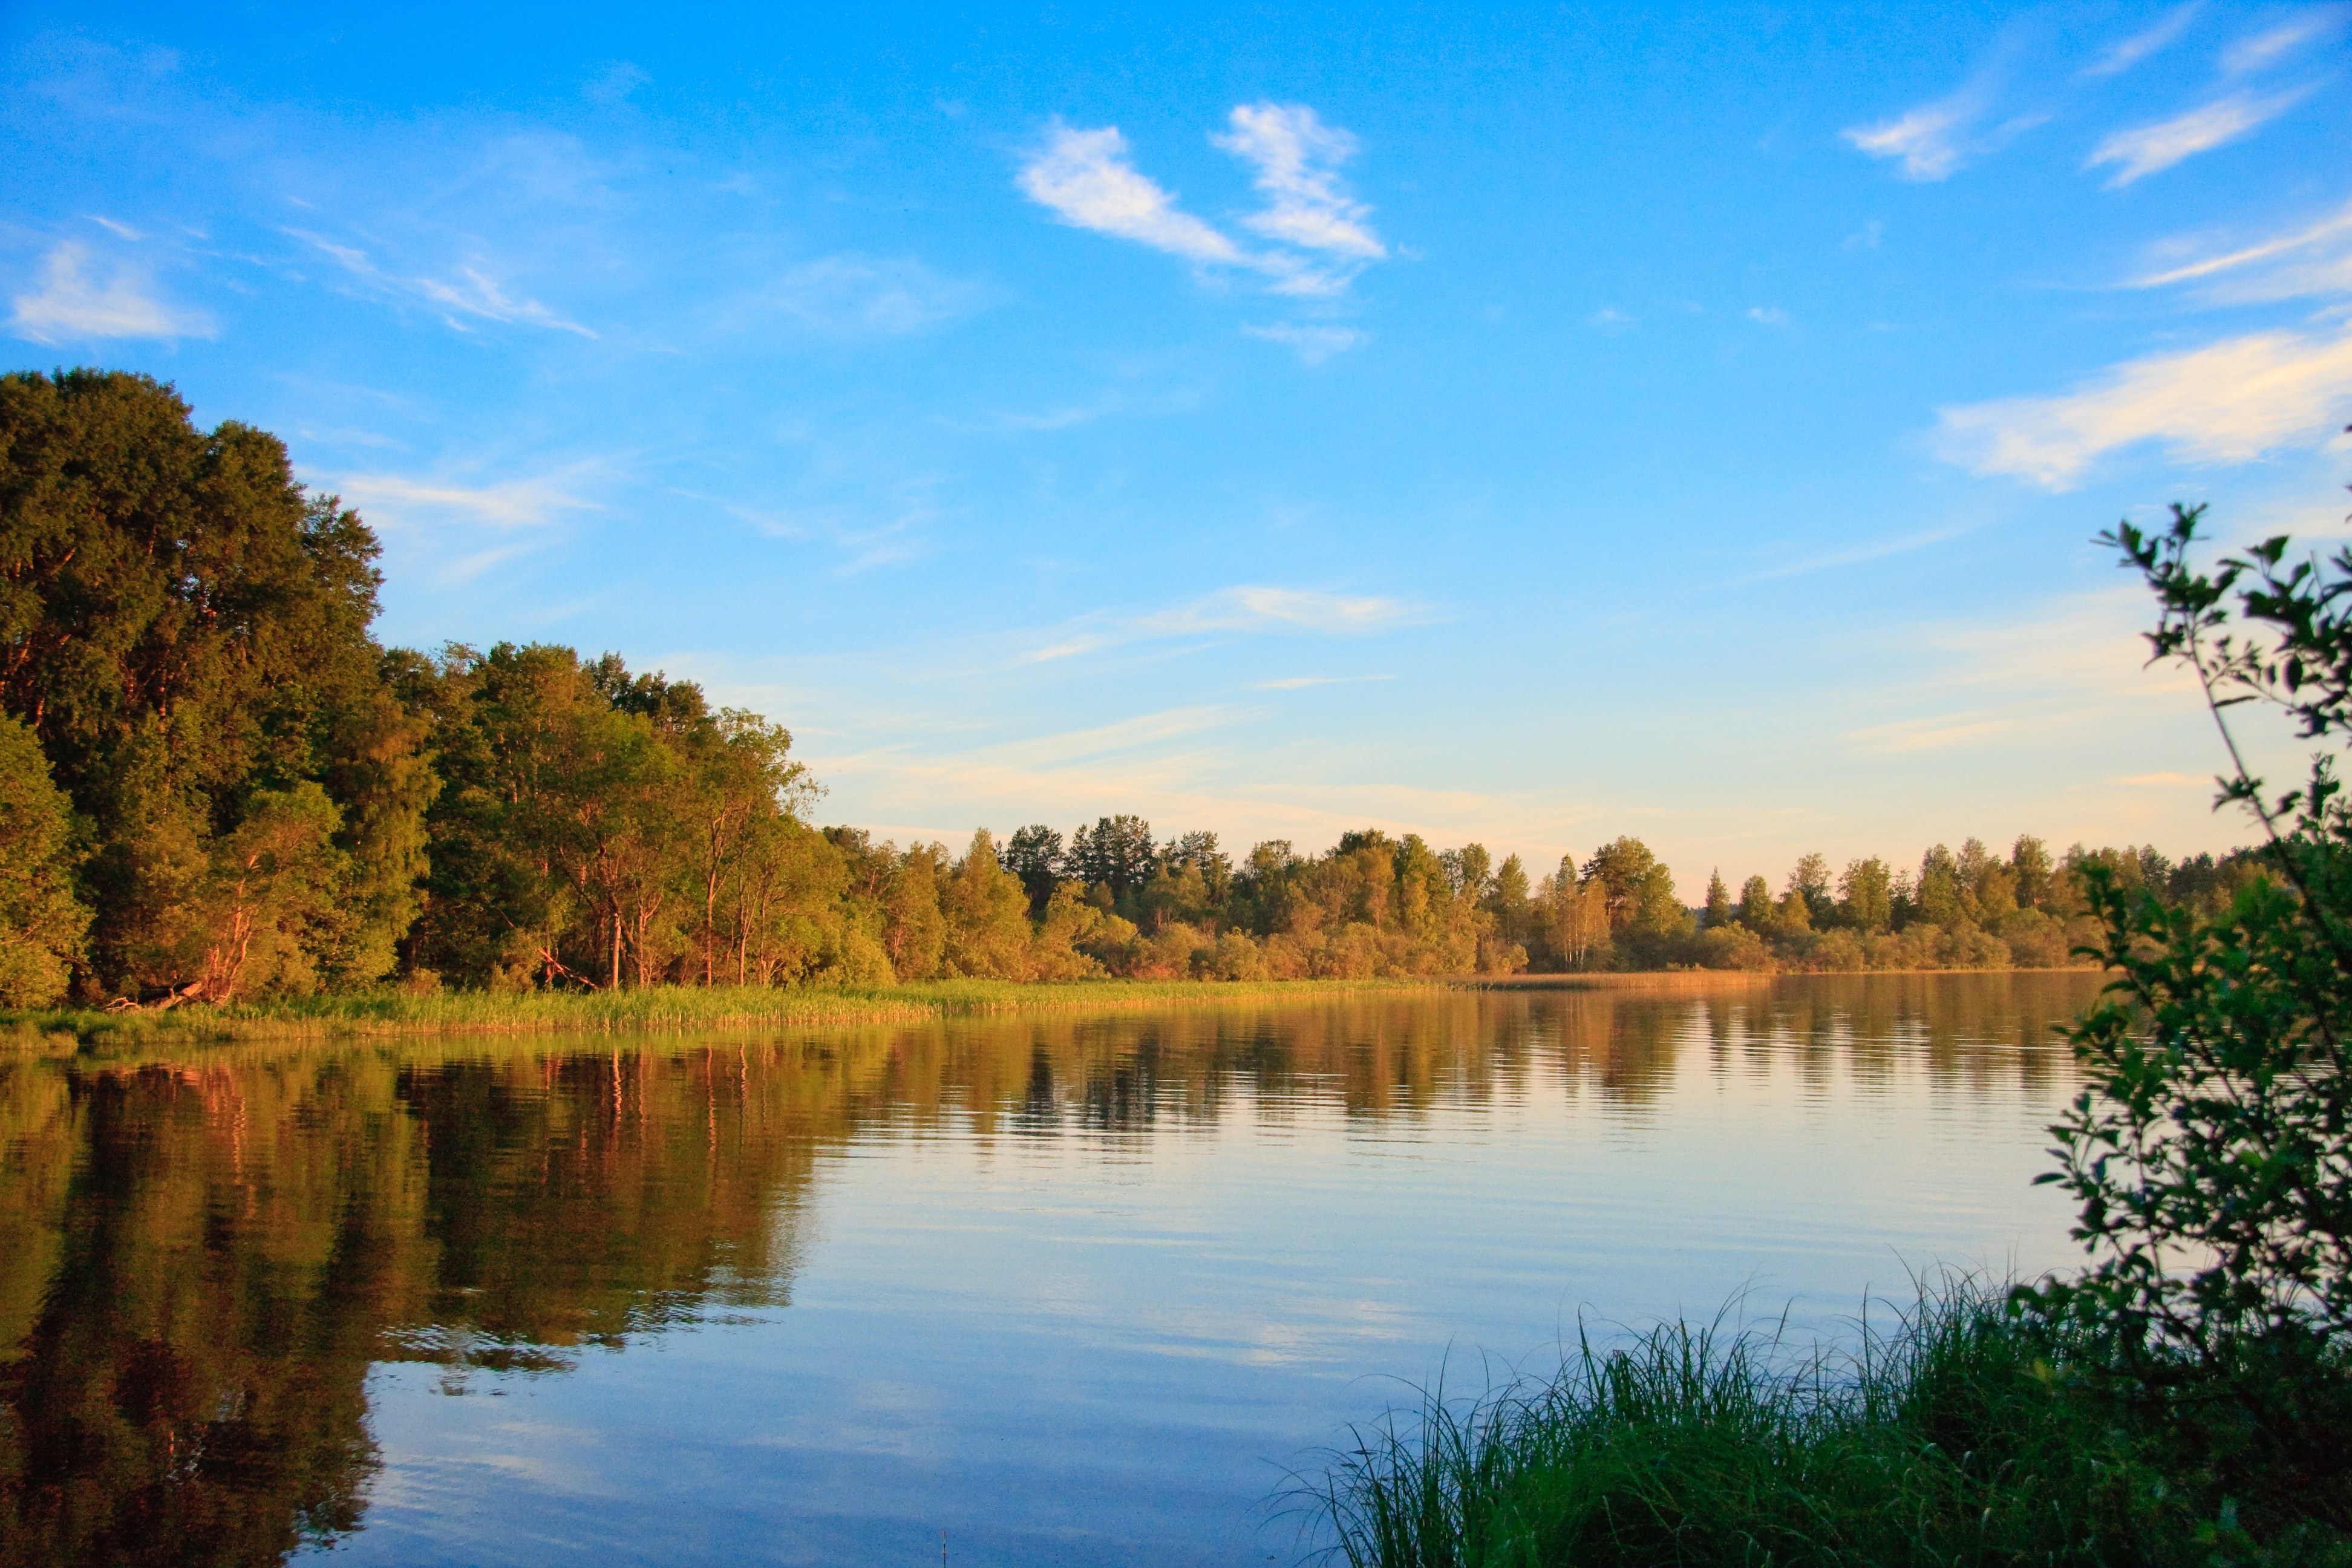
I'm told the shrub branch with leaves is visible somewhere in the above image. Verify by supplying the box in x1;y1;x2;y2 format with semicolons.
2028;493;2352;1526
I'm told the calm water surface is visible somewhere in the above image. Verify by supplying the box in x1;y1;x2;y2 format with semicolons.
0;975;2102;1567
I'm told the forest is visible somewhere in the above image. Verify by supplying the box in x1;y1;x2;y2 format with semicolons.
0;369;2262;1007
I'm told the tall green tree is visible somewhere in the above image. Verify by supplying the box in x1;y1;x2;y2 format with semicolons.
1004;825;1065;913
1837;857;1893;933
1701;869;1733;928
1583;837;1687;961
0;713;87;1004
2010;833;2055;910
1068;815;1156;903
941;830;1035;978
880;843;947;979
1916;844;1964;926
1485;853;1532;944
0;369;430;998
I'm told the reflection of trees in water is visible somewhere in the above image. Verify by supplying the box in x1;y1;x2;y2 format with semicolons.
1688;973;2093;1101
0;1041;878;1566
0;981;2099;1563
0;1057;422;1567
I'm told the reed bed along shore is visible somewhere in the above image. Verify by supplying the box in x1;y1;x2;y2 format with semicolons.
0;968;2104;1056
0;976;1451;1052
1299;1276;2343;1568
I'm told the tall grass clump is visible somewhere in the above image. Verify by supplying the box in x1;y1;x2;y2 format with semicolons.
1302;1276;2310;1568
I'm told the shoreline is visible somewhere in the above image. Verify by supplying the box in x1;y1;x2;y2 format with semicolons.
1466;965;2106;989
0;977;1445;1051
0;968;2107;1053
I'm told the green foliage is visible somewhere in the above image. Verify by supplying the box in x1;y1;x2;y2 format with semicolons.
0;714;87;1005
0;976;1440;1050
1700;868;1733;928
1837;857;1892;933
1680;834;2164;976
1305;1278;2258;1568
0;370;428;999
2022;501;2352;1529
1579;837;1690;964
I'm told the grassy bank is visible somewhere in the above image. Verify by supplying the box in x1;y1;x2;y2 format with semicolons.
0;976;1447;1052
1303;1277;2348;1568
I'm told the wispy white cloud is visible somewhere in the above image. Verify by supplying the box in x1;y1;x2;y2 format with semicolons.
2085;88;2311;186
761;256;985;335
720;494;933;574
337;473;601;528
997;403;1105;433
1745;524;1971;582
1842;91;1985;181
2083;4;2202;77
1025;585;1425;664
1018;104;1386;296
1588;306;1635;332
1212;102;1385;293
1933;327;2352;489
8;241;214;343
1253;673;1394;690
1746;305;1791;327
289;229;596;337
1016;123;1243;264
2111;771;2212;788
1840;587;2204;759
86;214;145;240
1844;711;2014;753
1139;586;1419;636
1842;75;2049;184
414;268;598;337
2221;8;2347;75
2128;198;2352;303
583;61;650;104
1243;322;1367;363
965;706;1244;769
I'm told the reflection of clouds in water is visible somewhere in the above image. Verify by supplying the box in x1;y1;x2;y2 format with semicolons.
1135;1293;1428;1367
742;1379;949;1460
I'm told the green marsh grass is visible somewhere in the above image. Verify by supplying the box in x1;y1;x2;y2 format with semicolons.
0;976;1442;1053
1299;1275;2340;1568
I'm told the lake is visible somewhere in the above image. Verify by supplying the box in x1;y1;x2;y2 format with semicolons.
0;973;2103;1567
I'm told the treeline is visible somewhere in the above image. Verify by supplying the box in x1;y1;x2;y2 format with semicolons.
0;370;2253;1005
1684;838;2263;973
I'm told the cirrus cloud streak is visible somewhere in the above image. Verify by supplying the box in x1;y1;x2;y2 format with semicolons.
1933;328;2352;490
1018;102;1386;297
1024;585;1426;664
8;241;214;343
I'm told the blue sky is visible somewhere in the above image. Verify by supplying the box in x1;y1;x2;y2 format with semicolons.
5;2;2348;897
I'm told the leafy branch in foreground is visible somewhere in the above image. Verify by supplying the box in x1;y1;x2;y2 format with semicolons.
2025;494;2352;1530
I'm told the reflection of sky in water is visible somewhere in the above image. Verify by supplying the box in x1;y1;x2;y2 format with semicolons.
325;976;2096;1567
0;976;2097;1566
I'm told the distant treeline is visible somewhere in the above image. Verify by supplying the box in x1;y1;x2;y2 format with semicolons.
0;369;2257;1006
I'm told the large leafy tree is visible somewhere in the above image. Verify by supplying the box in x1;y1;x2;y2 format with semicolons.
0;369;430;998
1002;824;1065;913
1068;814;1156;900
1581;836;1688;961
0;713;87;1004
